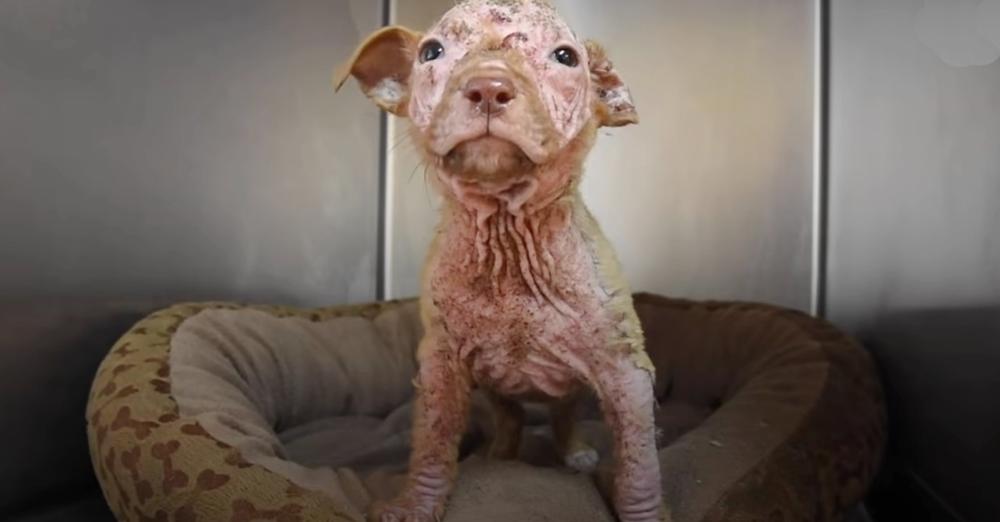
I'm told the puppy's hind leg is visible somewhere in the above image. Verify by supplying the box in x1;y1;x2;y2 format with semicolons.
550;395;600;473
486;391;525;460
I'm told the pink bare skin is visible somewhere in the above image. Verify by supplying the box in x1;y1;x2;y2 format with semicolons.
337;1;664;521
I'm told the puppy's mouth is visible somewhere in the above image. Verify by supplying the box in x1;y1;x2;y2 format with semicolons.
442;135;535;182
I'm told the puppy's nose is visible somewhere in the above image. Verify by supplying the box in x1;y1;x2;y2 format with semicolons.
463;76;517;114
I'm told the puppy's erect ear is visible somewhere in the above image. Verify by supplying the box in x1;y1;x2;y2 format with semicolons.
335;26;422;117
585;40;639;127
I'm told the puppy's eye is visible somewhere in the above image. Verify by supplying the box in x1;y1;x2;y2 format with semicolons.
552;46;579;67
420;40;445;63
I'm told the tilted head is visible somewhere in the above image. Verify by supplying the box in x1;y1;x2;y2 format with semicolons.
337;0;637;204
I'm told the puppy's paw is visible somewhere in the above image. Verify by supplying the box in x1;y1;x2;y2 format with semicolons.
563;445;600;473
615;498;669;522
616;510;667;522
369;500;440;522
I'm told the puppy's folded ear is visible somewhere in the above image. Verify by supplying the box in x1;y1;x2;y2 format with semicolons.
335;26;422;117
585;40;639;127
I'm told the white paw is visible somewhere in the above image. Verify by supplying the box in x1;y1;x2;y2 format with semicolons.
563;447;600;472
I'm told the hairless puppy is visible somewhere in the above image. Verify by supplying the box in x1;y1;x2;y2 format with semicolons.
337;1;664;520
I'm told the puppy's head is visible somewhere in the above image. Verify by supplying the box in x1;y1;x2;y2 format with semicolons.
338;0;637;194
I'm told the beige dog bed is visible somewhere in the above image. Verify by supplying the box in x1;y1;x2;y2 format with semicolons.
87;294;885;521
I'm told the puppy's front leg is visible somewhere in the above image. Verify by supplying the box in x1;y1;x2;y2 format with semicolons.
374;335;471;522
594;353;666;522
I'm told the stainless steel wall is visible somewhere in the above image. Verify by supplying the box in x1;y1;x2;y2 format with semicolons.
829;1;1000;520
828;0;1000;330
0;0;383;306
386;0;819;311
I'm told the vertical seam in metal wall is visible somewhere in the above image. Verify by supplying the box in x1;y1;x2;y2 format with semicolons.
375;0;392;301
811;0;831;318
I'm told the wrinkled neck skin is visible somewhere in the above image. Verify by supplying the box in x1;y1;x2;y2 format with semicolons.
423;120;627;321
438;143;580;236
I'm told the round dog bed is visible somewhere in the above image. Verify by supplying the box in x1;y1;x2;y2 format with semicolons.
86;294;885;522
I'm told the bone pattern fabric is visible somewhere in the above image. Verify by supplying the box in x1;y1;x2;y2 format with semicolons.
86;296;885;522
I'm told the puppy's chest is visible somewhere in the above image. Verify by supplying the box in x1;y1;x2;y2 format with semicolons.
428;209;613;395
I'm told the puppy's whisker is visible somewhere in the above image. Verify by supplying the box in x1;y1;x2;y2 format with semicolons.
423;163;435;206
391;133;414;154
408;160;423;183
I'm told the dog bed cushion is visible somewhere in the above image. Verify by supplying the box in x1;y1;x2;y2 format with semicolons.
87;294;885;521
